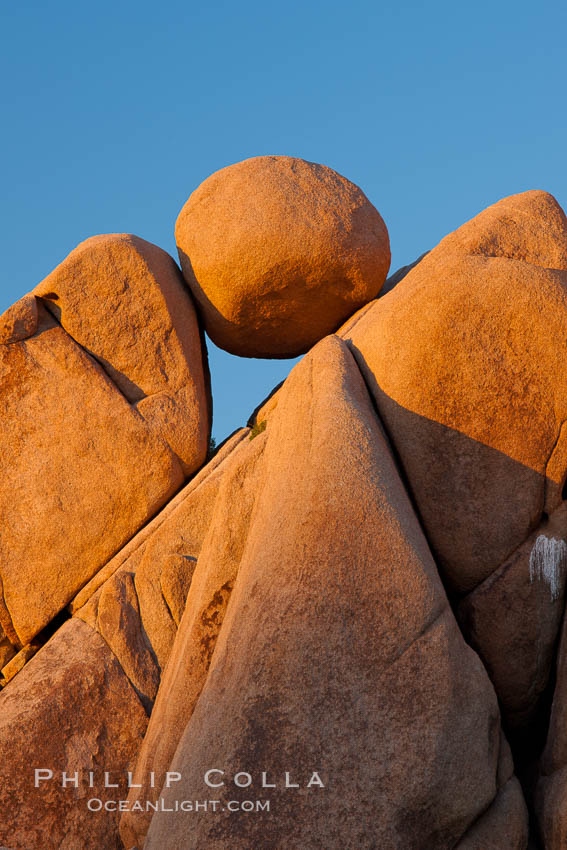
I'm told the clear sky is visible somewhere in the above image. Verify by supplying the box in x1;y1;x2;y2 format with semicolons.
2;1;566;442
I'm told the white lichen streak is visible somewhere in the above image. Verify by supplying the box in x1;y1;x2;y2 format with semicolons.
529;535;567;601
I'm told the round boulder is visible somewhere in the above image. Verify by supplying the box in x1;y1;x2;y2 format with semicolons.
175;156;390;358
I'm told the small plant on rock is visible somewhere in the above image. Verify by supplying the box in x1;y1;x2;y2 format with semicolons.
249;419;267;440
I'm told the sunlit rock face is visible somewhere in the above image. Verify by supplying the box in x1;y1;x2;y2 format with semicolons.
0;429;254;850
175;156;391;358
6;178;567;849
0;234;210;651
33;233;211;476
341;190;567;595
137;337;526;850
338;191;567;848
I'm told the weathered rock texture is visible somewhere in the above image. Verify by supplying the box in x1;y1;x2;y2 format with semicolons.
535;591;567;848
176;156;390;358
0;428;255;848
0;302;184;647
34;233;210;474
69;428;247;616
458;505;567;731
0;619;148;850
453;777;529;849
130;337;526;850
5;177;567;849
0;234;210;649
120;426;268;847
0;627;16;670
0;293;38;343
341;190;567;594
73;428;252;714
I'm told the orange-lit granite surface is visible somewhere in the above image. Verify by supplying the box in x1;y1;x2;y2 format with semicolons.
3;157;567;849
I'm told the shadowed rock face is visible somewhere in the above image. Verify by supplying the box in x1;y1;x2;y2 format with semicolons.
337;191;567;847
341;190;567;594
536;607;567;846
175;156;391;358
452;775;530;850
0;619;148;850
458;507;567;733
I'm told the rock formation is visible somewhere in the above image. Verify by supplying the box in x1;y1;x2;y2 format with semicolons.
135;336;527;850
340;190;567;594
175;155;390;357
0;618;148;850
34;233;211;475
0;233;210;656
2;158;567;849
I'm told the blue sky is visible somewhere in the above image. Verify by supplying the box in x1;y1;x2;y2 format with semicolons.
2;1;566;441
